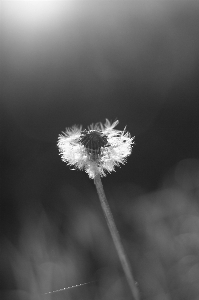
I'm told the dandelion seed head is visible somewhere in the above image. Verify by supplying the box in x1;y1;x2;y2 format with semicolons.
57;119;134;179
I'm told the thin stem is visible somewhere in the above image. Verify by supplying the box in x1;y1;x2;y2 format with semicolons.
94;173;139;300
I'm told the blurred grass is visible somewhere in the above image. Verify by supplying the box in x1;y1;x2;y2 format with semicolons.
1;159;199;299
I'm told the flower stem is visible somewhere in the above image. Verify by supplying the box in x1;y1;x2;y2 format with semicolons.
94;173;139;300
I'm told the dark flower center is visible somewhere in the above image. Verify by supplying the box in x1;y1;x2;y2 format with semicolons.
80;130;108;157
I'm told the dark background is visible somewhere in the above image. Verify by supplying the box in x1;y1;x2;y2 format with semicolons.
1;1;199;299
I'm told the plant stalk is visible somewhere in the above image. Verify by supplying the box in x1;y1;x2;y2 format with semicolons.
94;173;139;300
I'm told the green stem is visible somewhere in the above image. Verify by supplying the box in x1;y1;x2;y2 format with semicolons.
94;173;139;300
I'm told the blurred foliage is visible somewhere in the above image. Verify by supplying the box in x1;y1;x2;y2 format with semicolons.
2;159;199;299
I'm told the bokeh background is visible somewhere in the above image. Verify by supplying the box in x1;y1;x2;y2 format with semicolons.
1;0;199;299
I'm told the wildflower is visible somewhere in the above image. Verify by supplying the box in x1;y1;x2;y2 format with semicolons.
57;119;134;179
57;119;139;299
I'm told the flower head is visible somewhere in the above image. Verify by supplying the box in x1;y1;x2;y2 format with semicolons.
57;119;134;179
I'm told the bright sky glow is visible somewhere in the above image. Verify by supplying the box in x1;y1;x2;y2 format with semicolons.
2;0;80;67
2;0;196;89
3;1;77;32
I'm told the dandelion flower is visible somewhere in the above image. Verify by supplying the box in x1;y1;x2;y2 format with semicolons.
57;119;139;299
57;119;134;179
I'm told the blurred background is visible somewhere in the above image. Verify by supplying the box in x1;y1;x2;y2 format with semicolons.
1;0;199;299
